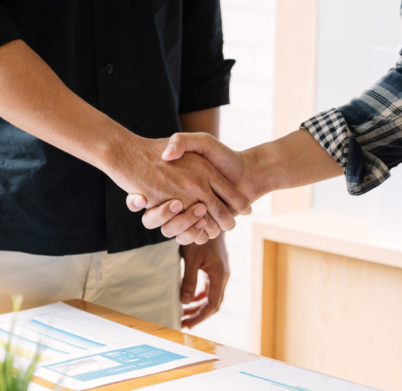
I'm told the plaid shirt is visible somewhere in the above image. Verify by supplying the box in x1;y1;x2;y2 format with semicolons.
301;3;402;196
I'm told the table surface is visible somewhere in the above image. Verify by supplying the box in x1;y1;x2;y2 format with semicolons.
31;299;261;390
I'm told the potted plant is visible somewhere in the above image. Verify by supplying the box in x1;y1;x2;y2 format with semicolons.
0;296;39;391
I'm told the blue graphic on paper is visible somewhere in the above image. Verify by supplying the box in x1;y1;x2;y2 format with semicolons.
17;319;106;350
0;328;68;356
43;345;186;382
240;372;314;391
0;316;106;357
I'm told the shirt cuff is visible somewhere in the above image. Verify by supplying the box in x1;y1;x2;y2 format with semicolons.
300;108;390;195
178;59;235;113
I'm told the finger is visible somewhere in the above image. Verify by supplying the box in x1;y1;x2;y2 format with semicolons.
193;288;208;302
194;230;209;245
161;133;215;161
182;302;206;317
162;203;207;238
181;301;218;329
181;255;199;305
210;173;252;217
184;263;226;329
142;200;183;230
162;134;237;179
203;192;237;232
126;194;147;212
203;213;220;240
176;220;207;246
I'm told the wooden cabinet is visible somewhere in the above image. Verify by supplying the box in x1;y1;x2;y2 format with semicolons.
252;211;402;391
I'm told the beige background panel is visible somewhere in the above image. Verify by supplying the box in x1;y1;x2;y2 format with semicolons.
275;243;402;391
271;0;318;215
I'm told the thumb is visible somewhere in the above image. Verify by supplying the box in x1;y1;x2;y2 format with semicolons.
126;194;147;212
161;132;215;161
181;253;200;305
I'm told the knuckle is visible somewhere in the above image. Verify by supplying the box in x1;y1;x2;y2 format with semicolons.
170;133;181;144
200;133;211;143
161;225;174;238
176;235;190;246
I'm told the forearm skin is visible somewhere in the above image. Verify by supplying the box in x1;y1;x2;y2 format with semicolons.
245;129;344;199
0;39;136;176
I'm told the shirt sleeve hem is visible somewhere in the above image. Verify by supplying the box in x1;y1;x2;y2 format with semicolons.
179;59;235;114
300;108;390;196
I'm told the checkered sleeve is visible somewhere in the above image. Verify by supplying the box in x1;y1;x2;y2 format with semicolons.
301;64;402;195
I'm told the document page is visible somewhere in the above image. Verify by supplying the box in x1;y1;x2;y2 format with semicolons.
28;383;49;391
0;302;216;390
141;359;381;391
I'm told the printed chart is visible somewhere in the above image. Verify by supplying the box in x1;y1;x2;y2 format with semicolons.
44;345;185;382
0;302;216;390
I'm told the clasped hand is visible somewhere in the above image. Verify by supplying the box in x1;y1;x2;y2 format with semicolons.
126;133;258;244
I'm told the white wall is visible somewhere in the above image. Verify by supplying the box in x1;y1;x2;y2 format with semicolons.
187;0;276;351
313;0;402;219
187;0;402;352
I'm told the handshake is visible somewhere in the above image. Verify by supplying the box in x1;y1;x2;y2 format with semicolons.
125;132;261;245
107;128;342;246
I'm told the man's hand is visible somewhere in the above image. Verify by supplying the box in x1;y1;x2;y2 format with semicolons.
162;132;260;203
109;135;252;232
180;233;229;329
127;132;259;243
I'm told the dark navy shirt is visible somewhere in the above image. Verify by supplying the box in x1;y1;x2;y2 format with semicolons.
0;0;234;256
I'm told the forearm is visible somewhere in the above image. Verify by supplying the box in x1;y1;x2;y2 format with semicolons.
179;107;220;138
0;39;135;175
247;129;344;198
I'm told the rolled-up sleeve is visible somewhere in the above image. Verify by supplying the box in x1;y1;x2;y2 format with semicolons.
301;63;402;195
0;5;23;47
179;0;235;113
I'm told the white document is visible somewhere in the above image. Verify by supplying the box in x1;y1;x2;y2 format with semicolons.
0;302;216;390
141;359;381;391
28;383;50;391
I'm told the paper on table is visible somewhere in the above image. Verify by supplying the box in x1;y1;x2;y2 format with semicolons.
0;302;216;390
140;359;381;391
28;383;50;391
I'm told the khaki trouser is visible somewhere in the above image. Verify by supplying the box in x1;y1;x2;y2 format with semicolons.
0;240;182;330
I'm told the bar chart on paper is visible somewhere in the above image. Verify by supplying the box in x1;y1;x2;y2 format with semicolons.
0;302;217;390
0;306;113;362
142;359;380;391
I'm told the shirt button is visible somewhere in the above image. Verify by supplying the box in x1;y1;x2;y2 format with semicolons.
364;175;373;184
105;64;113;75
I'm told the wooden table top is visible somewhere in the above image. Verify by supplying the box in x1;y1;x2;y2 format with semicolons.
31;299;261;390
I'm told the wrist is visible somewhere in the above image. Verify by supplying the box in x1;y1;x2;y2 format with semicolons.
94;116;142;178
242;140;287;199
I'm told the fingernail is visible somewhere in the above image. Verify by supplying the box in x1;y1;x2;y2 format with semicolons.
162;144;175;159
195;219;206;230
181;292;192;304
169;200;182;213
245;206;253;215
133;196;146;208
194;204;206;217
